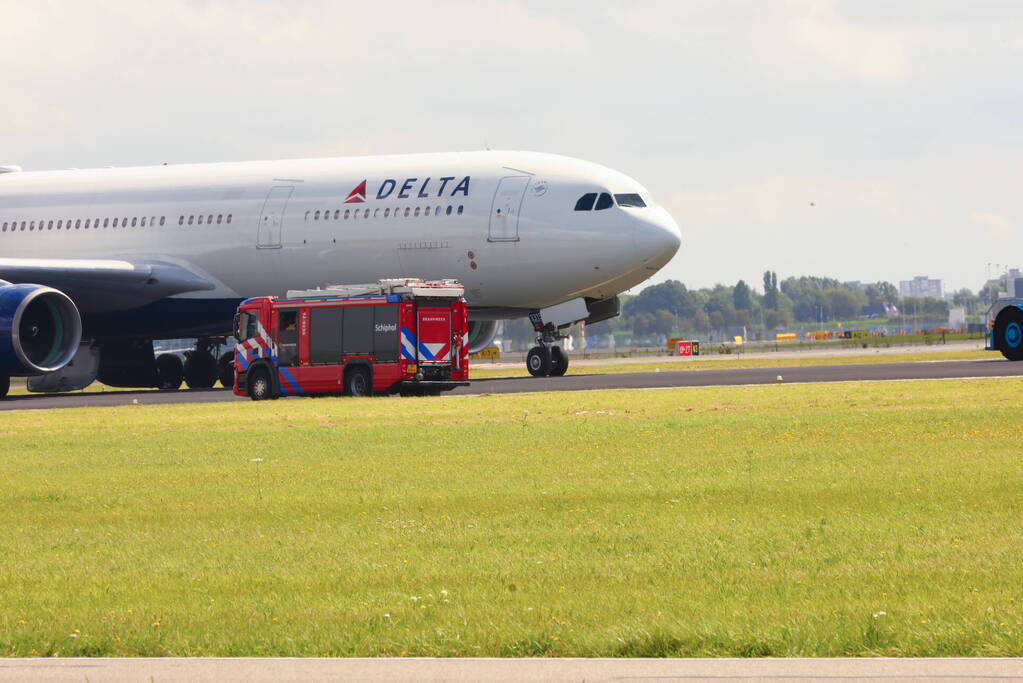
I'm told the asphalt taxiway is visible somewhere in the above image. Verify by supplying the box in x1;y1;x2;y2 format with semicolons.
2;358;1021;411
1;656;1021;682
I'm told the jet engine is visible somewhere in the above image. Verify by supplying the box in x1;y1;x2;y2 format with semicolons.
0;283;83;376
466;319;500;354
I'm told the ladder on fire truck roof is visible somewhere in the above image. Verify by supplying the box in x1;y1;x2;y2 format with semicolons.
286;278;464;299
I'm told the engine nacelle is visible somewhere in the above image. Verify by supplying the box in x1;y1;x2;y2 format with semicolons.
466;319;500;354
0;283;83;376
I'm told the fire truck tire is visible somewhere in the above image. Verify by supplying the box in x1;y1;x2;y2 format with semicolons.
248;368;273;401
344;366;372;397
526;346;551;377
156;353;184;391
549;346;569;376
0;374;9;399
218;351;235;388
995;307;1023;361
184;350;218;389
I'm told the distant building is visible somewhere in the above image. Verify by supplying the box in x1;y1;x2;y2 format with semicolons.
899;276;943;300
985;268;1023;298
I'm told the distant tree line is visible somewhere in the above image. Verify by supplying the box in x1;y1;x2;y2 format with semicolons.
496;272;990;349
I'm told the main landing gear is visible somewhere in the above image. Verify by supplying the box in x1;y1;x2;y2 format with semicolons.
526;316;570;378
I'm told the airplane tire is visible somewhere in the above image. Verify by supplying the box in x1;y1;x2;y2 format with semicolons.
526;346;551;377
218;351;235;388
183;350;218;389
156;354;184;391
248;368;272;401
549;346;569;376
0;374;9;399
345;366;372;397
995;307;1023;361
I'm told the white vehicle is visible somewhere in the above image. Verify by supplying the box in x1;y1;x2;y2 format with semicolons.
0;151;681;397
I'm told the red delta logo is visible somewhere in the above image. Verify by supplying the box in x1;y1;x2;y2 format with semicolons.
344;180;367;204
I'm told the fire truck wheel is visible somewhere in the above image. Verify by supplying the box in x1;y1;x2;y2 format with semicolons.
248;368;273;401
995;307;1023;361
526;346;551;377
218;351;235;388
549;346;569;376
345;366;372;397
184;350;218;389
156;353;184;391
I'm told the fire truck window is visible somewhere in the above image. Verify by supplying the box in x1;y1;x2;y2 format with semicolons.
373;305;399;362
309;307;343;364
278;310;300;366
342;306;373;355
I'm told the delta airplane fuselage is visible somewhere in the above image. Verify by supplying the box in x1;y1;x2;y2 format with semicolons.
0;151;681;341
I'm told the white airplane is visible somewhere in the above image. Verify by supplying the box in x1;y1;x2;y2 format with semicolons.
0;151;681;397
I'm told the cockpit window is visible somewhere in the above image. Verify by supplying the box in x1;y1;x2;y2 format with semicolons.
594;192;613;210
574;193;597;211
615;193;646;208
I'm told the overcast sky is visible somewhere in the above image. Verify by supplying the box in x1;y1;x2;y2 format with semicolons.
3;0;1021;294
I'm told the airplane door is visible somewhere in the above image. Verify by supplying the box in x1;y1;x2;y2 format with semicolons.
488;175;529;242
257;186;293;249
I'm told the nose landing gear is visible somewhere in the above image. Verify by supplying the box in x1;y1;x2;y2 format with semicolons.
526;314;571;378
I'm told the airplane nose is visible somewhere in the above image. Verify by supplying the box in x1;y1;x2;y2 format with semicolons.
633;209;682;263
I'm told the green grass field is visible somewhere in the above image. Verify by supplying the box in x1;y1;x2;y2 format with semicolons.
2;378;1022;657
470;348;1000;379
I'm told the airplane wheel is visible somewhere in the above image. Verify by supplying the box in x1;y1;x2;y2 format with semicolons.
184;350;218;388
218;351;235;388
526;346;551;377
248;368;272;401
345;366;372;397
549;346;569;376
156;354;184;391
0;374;9;399
995;307;1023;361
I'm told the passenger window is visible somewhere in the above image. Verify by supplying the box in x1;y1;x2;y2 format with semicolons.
113;218;119;227
179;216;184;226
218;215;223;224
575;193;597;211
404;207;410;217
344;209;350;219
314;210;320;220
132;217;138;227
384;208;390;218
595;193;613;210
160;217;166;226
435;205;441;215
414;207;421;217
445;205;452;215
189;216;194;225
334;210;340;220
198;215;204;225
457;205;464;215
425;206;431;216
226;214;232;223
48;220;54;229
122;217;127;226
208;214;213;224
141;217;146;227
56;220;62;229
364;209;370;218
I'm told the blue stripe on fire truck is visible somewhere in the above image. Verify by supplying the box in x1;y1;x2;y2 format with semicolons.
278;368;305;395
401;327;417;361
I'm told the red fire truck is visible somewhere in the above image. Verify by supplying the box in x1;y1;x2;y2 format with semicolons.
233;279;469;400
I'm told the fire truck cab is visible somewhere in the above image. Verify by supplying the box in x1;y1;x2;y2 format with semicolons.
233;279;469;399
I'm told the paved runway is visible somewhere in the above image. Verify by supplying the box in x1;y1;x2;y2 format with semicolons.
1;656;1021;682
2;358;1022;411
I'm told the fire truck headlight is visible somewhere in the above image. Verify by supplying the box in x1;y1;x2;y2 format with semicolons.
407;363;417;374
